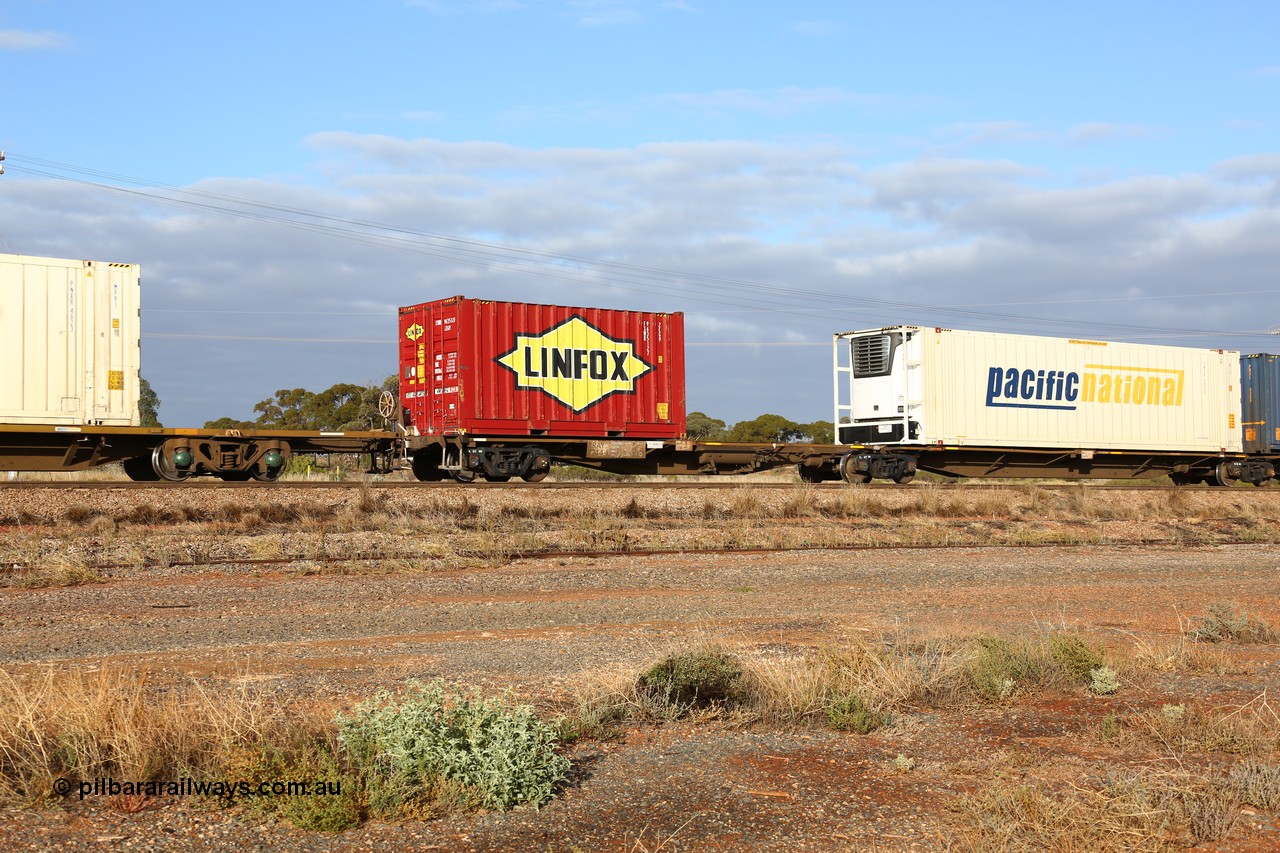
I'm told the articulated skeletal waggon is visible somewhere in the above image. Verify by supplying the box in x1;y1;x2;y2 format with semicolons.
1;253;1277;486
0;253;397;481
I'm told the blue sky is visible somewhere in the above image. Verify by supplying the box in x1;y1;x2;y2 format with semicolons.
2;1;1279;428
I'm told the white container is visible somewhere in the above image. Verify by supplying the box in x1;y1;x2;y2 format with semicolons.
834;326;1241;453
0;253;141;426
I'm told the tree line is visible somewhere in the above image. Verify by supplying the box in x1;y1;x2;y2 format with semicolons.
159;375;829;442
202;377;399;431
687;411;833;444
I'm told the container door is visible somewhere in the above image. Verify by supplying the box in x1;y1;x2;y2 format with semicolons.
428;305;462;432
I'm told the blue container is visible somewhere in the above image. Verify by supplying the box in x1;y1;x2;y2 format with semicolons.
1241;353;1280;454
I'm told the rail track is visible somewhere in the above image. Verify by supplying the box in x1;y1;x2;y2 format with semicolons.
1;478;1273;491
4;538;1217;580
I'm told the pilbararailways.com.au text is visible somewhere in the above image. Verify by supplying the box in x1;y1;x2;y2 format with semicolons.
57;776;342;803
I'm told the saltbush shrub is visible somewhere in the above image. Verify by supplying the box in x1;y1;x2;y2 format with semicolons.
1189;603;1280;644
336;680;569;817
1089;666;1120;696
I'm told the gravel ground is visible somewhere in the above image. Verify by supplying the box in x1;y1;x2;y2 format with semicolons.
1;484;1279;850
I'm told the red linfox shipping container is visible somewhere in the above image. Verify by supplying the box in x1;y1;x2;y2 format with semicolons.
399;296;686;439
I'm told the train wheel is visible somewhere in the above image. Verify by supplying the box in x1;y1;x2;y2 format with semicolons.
797;464;826;484
522;470;549;483
410;447;447;482
122;455;160;481
251;466;285;482
893;472;916;485
151;446;191;482
1208;462;1233;488
838;452;872;485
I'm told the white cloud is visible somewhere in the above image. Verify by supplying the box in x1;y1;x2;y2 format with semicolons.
568;0;645;27
663;86;895;116
790;19;845;38
1213;153;1280;182
404;0;524;13
1067;122;1160;146
401;110;445;123
936;121;1055;147
866;157;1041;222
0;28;67;50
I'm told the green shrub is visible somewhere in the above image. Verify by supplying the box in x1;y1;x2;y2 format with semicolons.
217;736;361;832
275;744;362;832
1189;603;1280;644
638;650;746;713
965;637;1043;702
825;693;888;733
1049;635;1106;684
1089;666;1120;696
336;680;569;817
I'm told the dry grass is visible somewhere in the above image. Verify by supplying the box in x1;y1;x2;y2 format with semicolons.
565;621;1278;848
1226;760;1280;811
1;555;102;589
952;775;1183;852
1188;602;1280;644
1126;693;1280;757
952;768;1246;851
0;667;311;804
5;482;1280;579
0;668;570;831
1125;631;1237;675
573;629;1117;734
744;636;949;723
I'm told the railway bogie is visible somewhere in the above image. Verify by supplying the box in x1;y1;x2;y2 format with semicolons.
133;436;291;482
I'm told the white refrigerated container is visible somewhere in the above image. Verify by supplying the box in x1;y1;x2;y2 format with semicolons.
0;253;141;426
834;326;1241;453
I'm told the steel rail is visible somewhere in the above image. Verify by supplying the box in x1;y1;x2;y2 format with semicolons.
2;538;1234;578
1;480;1271;492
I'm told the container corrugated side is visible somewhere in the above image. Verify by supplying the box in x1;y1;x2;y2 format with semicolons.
399;296;685;439
0;253;141;426
895;327;1240;452
1241;353;1280;454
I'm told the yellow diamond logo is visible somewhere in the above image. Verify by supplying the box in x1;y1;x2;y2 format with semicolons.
405;323;424;341
495;316;652;412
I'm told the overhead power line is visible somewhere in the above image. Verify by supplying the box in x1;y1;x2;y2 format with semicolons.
3;152;1272;342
